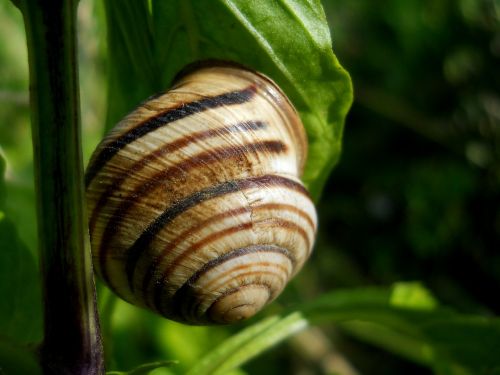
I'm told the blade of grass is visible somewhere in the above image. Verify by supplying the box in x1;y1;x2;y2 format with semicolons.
186;316;280;375
186;313;308;375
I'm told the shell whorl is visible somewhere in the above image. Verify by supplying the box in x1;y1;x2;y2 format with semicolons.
85;62;317;325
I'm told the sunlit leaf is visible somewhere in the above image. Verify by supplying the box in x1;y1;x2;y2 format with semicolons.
390;282;438;310
186;316;280;374
187;285;500;375
104;0;352;200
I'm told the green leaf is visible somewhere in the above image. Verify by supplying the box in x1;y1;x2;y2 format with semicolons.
389;281;438;310
154;0;353;199
105;0;352;200
188;285;500;375
422;318;500;375
303;286;500;375
106;360;178;375
4;178;37;256
186;314;308;375
0;154;42;344
103;0;160;131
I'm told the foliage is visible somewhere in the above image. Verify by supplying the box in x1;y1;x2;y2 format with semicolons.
0;138;42;345
0;0;499;374
0;154;41;374
105;0;352;200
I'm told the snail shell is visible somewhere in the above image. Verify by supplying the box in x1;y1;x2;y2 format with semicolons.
85;61;317;325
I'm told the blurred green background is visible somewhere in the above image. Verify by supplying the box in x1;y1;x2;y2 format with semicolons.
0;0;499;374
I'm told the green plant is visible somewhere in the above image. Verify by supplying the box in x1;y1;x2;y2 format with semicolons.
1;1;499;374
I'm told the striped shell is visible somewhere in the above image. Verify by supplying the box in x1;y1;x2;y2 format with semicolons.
85;62;317;325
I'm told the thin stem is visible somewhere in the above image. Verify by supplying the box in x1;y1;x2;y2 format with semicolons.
19;0;104;373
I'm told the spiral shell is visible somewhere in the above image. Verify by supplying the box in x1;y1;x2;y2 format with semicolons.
85;61;317;325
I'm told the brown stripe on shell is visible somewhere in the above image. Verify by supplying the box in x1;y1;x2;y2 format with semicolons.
140;203;315;307
151;219;308;315
201;262;291;293
182;271;288;323
206;283;274;324
154;218;310;294
147;216;310;306
140;206;251;306
96;141;289;286
171;61;308;174
255;203;316;233
258;83;308;173
170;245;293;321
88;120;267;235
260;218;312;252
115;175;310;298
85;85;258;187
85;62;317;325
176;245;293;289
156;244;295;312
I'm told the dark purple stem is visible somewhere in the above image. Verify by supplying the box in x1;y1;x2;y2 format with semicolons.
18;0;104;373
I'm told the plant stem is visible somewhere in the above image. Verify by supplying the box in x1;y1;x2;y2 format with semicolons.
19;0;104;373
